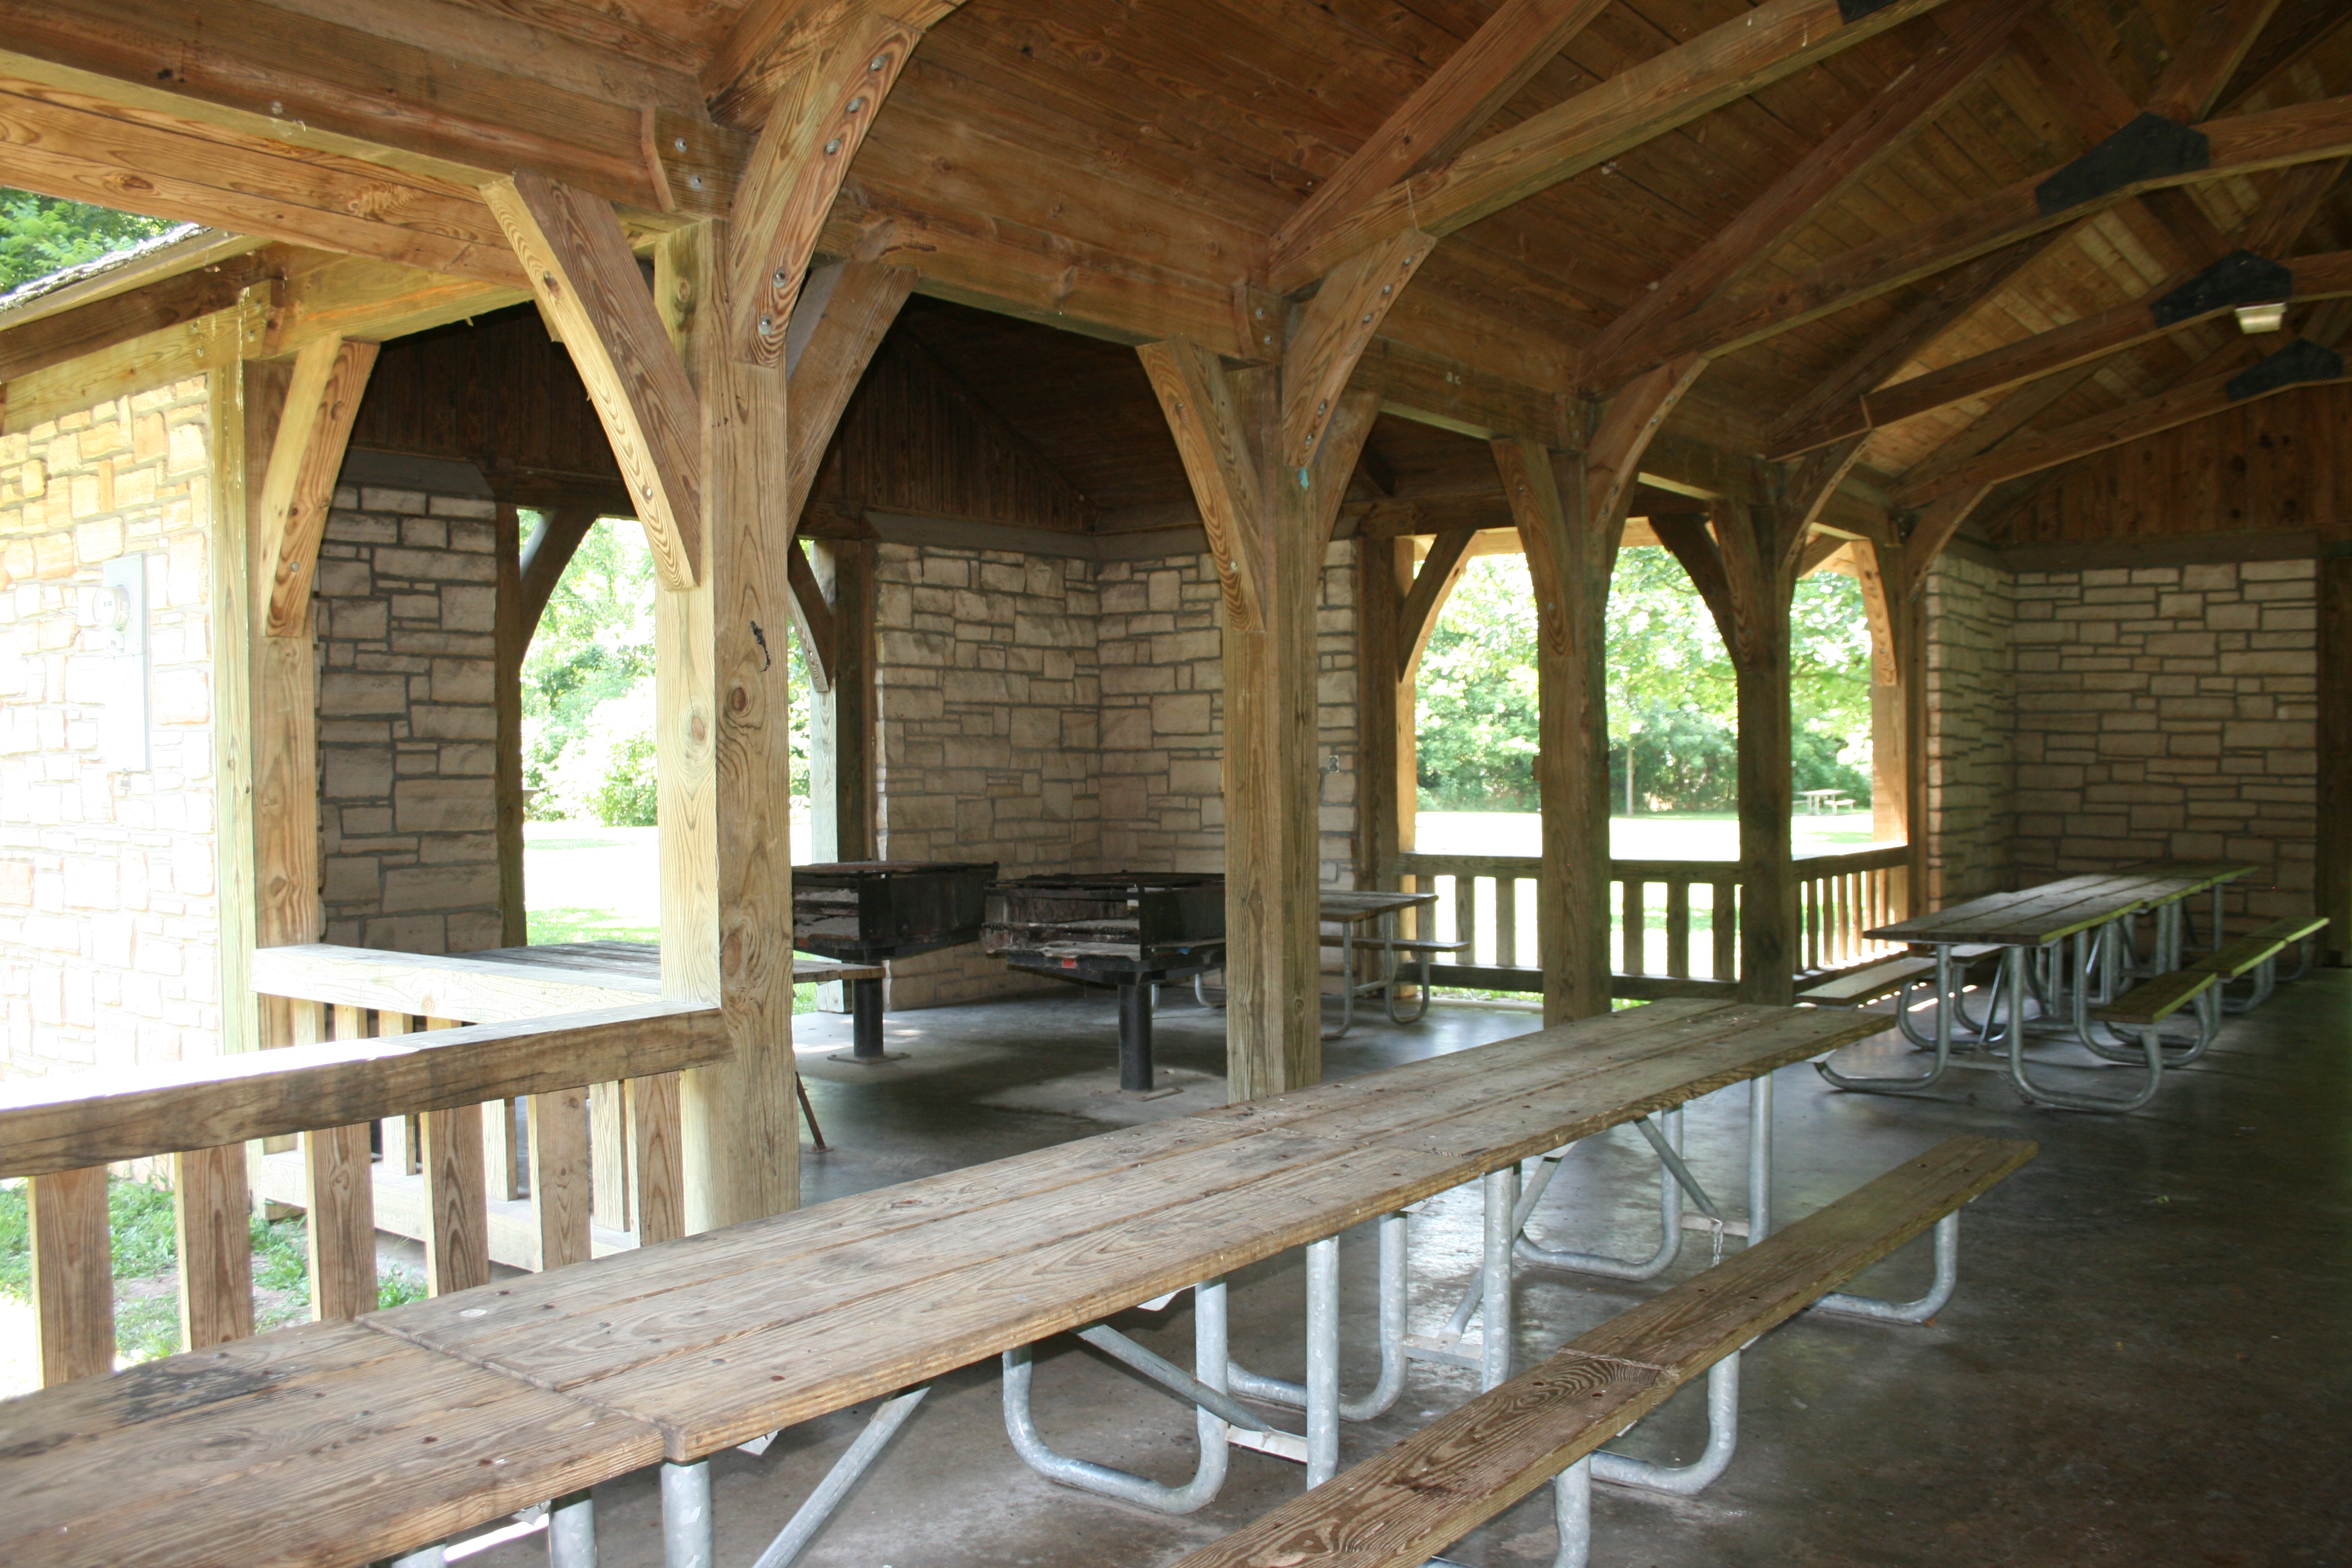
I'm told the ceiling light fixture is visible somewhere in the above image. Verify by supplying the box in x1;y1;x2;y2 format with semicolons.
2234;301;2288;334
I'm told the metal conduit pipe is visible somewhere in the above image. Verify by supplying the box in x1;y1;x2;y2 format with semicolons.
1814;1211;1960;1325
1077;1327;1269;1434
1001;1278;1233;1514
750;1385;931;1568
1515;1111;1688;1282
1227;1210;1410;1422
660;1460;713;1568
1590;1352;1740;1497
1748;1073;1773;1242
388;1548;446;1568
548;1491;596;1568
1482;1165;1519;1390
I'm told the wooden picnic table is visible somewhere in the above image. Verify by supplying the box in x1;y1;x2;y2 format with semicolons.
1318;889;1443;1038
1837;864;2256;1109
0;998;1887;1568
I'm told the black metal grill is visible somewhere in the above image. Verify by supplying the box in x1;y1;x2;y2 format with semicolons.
985;872;1226;1092
793;860;996;1060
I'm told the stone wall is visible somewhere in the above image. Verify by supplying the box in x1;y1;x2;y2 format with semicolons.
0;376;222;1079
872;543;1103;1008
1923;550;2016;906
2011;559;2319;926
312;484;508;953
1094;544;1359;885
870;537;1361;1010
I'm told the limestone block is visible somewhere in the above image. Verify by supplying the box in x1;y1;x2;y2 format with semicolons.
408;705;498;740
380;862;501;913
1151;693;1212;734
375;546;495;583
1168;757;1222;796
361;487;430;515
321;747;395;800
330;598;390;641
430;658;497;704
319;670;410;717
315;558;374;598
400;518;449;550
322;855;382;903
1014;612;1089;648
440;583;497;632
394;777;496;832
433;497;501;522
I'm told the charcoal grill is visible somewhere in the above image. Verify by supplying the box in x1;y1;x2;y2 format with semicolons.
984;872;1226;1091
794;860;996;1060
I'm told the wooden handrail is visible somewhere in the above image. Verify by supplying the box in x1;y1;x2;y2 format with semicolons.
251;942;653;1022
0;1002;726;1180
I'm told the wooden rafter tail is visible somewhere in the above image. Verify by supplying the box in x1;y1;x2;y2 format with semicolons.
485;169;703;593
1396;530;1478;680
1576;0;2038;395
1281;232;1432;488
1139;338;1265;633
784;260;916;532
258;335;378;638
1899;484;1995;597
785;540;838;693
1267;0;1963;291
728;8;929;367
1587;353;1708;534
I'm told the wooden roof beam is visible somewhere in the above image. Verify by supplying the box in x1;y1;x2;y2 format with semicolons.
1895;335;2349;504
1576;0;2037;396
1634;91;2352;374
1270;0;1613;282
1266;0;1965;293
1776;244;2352;456
0;73;527;289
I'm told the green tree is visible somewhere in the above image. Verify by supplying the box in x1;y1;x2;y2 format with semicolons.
1413;546;1875;813
0;191;177;293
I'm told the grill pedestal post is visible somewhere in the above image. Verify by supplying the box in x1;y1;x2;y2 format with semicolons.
1118;981;1155;1092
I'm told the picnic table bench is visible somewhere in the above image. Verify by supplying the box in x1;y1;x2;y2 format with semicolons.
0;998;1909;1568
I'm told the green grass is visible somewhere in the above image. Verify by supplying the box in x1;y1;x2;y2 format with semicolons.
0;1176;425;1367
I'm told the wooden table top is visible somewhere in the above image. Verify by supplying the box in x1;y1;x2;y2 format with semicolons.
1318;890;1441;923
1866;868;2223;949
0;999;1886;1567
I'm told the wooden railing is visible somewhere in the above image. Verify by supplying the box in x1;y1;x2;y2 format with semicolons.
1390;843;1910;998
0;994;724;1388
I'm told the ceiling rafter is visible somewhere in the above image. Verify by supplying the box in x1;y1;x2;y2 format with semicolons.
1264;0;1965;294
1575;0;2038;396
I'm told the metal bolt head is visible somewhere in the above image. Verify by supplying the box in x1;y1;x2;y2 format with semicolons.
848;96;867;114
825;137;843;155
674;137;688;152
869;55;888;70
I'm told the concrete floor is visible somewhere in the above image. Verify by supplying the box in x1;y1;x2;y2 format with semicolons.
465;972;2352;1568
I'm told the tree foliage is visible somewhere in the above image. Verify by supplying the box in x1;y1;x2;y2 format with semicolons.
1414;546;1875;813
0;190;177;293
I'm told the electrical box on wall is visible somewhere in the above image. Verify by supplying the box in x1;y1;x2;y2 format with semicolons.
87;555;151;772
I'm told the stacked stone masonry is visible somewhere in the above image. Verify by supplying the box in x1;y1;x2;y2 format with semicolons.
0;377;222;1078
313;485;508;955
2011;560;2319;926
873;539;1358;1010
1924;552;2017;907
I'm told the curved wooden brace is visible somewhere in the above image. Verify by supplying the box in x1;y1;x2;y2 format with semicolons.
258;336;378;638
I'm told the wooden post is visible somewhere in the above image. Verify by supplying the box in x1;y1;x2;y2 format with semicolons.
301;1122;376;1320
629;1071;686;1247
1499;439;1613;1024
31;1166;112;1385
655;221;797;1231
1731;577;1797;1004
810;538;875;863
173;1143;253;1350
419;1102;489;1295
495;502;528;947
1354;535;1407;889
2319;554;2352;967
209;330;260;1061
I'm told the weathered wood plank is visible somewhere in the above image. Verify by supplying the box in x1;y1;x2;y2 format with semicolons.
528;1089;593;1272
0;1004;730;1179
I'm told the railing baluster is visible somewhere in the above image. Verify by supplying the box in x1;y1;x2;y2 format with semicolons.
630;1072;686;1247
302;1122;377;1320
1495;871;1518;970
1620;877;1643;976
529;1089;593;1271
420;1103;489;1295
1713;881;1738;982
173;1143;253;1350
1462;876;1485;968
1665;877;1691;979
31;1165;112;1385
590;1083;630;1233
